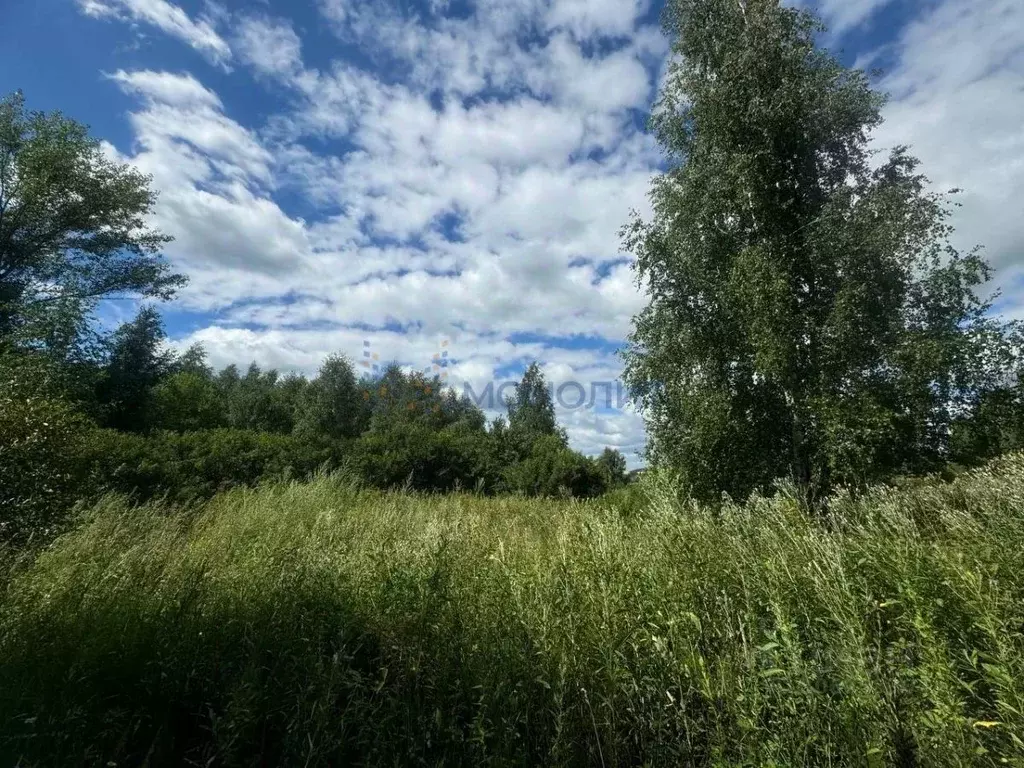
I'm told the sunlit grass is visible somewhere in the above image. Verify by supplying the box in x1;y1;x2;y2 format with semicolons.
2;460;1024;765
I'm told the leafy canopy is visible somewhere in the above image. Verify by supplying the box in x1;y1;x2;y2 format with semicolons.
97;306;174;432
505;362;565;458
624;0;1017;502
0;91;183;349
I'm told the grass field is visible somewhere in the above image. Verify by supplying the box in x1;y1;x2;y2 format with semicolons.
3;459;1024;766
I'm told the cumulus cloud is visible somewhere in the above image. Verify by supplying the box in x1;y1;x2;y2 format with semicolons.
107;69;312;302
545;0;652;40
109;69;272;185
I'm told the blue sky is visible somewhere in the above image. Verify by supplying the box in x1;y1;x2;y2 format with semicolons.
2;0;1022;464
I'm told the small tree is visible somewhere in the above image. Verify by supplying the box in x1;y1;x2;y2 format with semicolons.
97;306;174;432
595;447;628;488
295;355;365;441
173;343;214;377
505;363;565;458
223;363;295;434
153;372;227;433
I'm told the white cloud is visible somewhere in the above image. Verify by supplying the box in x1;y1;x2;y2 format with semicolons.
546;36;653;112
107;68;221;109
234;14;303;77
77;0;231;66
111;70;272;186
545;0;651;40
318;0;348;26
108;70;310;299
871;0;1024;279
87;0;667;458
158;186;310;275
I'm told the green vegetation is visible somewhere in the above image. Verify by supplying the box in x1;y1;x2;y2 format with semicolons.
3;457;1024;765
0;91;183;350
3;0;1023;545
4;0;1024;764
0;92;625;546
1;340;624;543
623;0;1021;504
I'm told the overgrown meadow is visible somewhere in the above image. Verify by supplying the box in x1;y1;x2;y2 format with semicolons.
3;457;1024;766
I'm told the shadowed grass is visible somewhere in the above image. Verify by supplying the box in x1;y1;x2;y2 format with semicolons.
2;459;1024;765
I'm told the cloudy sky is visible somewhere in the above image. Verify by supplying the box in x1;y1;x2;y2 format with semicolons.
1;0;1022;465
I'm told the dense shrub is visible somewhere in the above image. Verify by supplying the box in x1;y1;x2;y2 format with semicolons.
151;371;227;432
76;424;609;504
82;428;346;503
352;423;500;493
0;387;92;543
351;421;609;497
502;434;608;497
951;384;1024;466
0;355;96;544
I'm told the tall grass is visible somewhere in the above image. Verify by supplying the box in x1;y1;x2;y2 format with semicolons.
2;459;1024;765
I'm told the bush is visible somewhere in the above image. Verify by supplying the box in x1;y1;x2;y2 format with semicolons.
351;423;500;493
502;434;607;498
151;371;227;432
82;428;346;504
0;364;93;544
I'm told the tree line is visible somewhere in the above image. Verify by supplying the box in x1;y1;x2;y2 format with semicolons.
0;91;625;544
2;309;628;542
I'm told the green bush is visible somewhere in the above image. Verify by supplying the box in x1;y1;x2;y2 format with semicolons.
78;422;613;504
151;371;227;432
82;428;345;503
351;423;499;493
0;366;93;544
502;434;608;498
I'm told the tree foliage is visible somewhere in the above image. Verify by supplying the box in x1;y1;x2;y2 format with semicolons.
295;355;365;440
505;362;565;458
81;427;344;505
0;354;92;543
0;91;183;350
595;447;628;488
153;371;227;433
97;306;174;432
502;434;606;498
221;363;300;434
623;0;1018;503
